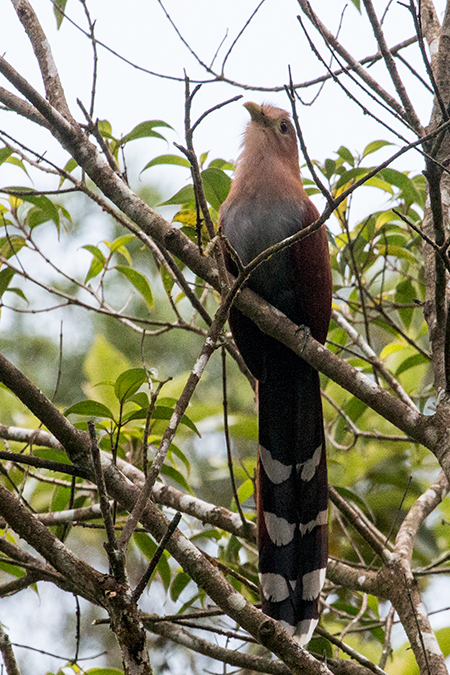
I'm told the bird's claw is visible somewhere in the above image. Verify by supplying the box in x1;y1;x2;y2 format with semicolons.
295;324;310;354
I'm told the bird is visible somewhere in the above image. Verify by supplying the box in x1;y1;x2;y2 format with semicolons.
220;102;332;646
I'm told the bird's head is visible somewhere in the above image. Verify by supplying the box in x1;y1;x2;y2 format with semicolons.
242;102;299;168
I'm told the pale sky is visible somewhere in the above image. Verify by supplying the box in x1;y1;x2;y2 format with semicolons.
2;0;445;199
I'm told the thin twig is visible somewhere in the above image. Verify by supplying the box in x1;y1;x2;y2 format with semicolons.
379;605;395;669
315;625;389;675
285;72;334;207
220;0;267;75
79;0;99;118
88;421;125;581
191;95;243;134
221;346;248;531
133;512;181;601
361;0;423;135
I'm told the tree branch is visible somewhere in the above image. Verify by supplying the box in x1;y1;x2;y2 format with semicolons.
0;622;21;675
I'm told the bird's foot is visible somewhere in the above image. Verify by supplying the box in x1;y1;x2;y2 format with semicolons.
295;324;310;354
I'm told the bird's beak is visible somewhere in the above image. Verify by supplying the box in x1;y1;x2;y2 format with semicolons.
243;101;267;125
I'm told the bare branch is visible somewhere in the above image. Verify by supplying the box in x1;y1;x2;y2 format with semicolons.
315;626;388;675
88;421;125;581
361;0;423;134
11;0;72;119
332;310;417;408
297;0;415;128
0;622;21;675
0;86;50;129
395;470;449;564
133;512;181;601
0;482;104;605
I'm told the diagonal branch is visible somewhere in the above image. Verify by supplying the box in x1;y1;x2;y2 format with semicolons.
11;0;72;120
297;0;414;128
395;470;449;564
0;482;105;605
361;0;423;135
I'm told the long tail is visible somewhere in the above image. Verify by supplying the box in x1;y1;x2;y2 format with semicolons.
257;340;328;646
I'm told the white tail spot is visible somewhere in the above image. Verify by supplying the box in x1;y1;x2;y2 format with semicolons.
264;511;295;546
294;617;318;646
299;509;328;535
302;567;326;601
259;573;290;602
259;445;292;484
297;445;322;482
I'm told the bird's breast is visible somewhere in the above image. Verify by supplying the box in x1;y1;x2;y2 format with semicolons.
222;197;314;321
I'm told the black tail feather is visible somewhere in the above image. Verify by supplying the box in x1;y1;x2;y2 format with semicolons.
257;343;328;645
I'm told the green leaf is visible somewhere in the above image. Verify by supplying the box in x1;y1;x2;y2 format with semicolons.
59;157;78;187
350;0;361;9
19;192;60;229
159;185;195;207
0;560;25;580
362;140;392;158
5;157;31;178
161;265;175;296
377;244;418;265
0;235;26;259
108;235;135;253
6;287;27;302
170;571;191;602
332;485;373;517
97;120;113;140
130;392;149;409
119;120;173;146
190;529;223;542
378;168;419;203
337;146;354;166
199;151;209;167
395;278;416;329
201;167;231;210
51;485;71;513
123;408;147;423
116;266;153;309
114;368;147;404
141;154;191;173
33;447;72;465
85;258;104;283
323;158;336;179
83;245;107;283
0;148;13;165
83;245;106;264
64;400;115;420
153;406;200;436
133;533;171;590
208;158;234;171
395;353;429;377
167;442;191;475
160;464;193;493
335;167;370;190
53;0;68;28
0;268;15;298
436;626;450;658
236;478;254;504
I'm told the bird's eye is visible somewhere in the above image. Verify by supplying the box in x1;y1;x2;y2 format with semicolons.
280;120;289;134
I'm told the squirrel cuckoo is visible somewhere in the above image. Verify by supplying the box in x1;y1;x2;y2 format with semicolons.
220;102;332;645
